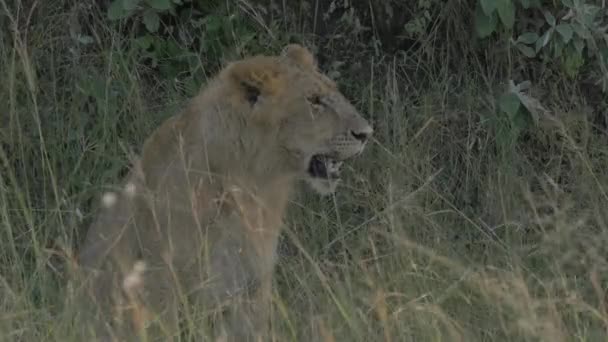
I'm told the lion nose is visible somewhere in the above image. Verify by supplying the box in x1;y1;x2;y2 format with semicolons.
351;125;373;143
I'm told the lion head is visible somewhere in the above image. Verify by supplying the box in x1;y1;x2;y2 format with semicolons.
218;44;373;195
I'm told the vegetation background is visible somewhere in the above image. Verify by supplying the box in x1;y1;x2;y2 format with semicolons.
1;0;607;340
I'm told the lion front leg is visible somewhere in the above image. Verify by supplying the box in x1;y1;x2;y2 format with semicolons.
250;273;273;342
228;237;278;342
223;273;272;342
208;238;276;341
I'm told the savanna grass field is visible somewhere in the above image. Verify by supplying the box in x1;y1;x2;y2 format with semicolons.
1;0;608;341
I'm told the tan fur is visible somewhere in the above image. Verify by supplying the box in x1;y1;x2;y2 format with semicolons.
78;44;372;341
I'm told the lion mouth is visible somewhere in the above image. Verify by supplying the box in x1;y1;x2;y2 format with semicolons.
307;154;343;180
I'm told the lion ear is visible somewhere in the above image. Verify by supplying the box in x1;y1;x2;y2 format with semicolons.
224;56;284;105
281;44;317;70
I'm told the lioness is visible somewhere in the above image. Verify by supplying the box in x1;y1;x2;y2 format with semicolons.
78;44;372;341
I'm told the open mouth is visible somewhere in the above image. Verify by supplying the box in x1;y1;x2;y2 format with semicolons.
307;154;343;180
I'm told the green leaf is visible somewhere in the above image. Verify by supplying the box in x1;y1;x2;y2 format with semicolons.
512;109;532;132
573;39;585;54
519;0;542;8
76;34;94;45
571;22;591;39
77;74;107;101
542;10;556;27
535;28;554;52
146;0;171;10
108;0;131;20
560;0;574;7
205;14;223;33
516;43;537;57
555;24;573;43
581;5;600;26
135;35;154;49
122;0;141;10
552;40;565;58
600;46;608;65
480;0;497;15
499;92;522;118
143;10;160;32
496;0;515;29
475;4;497;38
562;48;584;78
516;32;539;45
519;0;531;8
510;80;543;125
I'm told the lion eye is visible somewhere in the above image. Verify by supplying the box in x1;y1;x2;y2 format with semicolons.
307;95;323;106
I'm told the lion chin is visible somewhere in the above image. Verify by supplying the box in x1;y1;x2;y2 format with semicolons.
304;154;342;195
